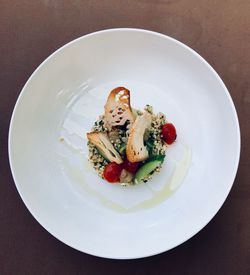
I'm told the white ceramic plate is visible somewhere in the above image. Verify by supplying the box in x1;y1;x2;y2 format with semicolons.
9;29;240;259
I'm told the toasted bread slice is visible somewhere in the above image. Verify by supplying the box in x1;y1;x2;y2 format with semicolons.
87;132;123;164
104;87;134;129
126;111;152;162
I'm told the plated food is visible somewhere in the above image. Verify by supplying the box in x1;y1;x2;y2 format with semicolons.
87;87;177;185
9;28;240;259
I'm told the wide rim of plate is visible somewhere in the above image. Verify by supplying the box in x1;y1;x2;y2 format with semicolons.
8;28;241;259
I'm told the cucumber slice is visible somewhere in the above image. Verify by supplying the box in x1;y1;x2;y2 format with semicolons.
134;159;163;183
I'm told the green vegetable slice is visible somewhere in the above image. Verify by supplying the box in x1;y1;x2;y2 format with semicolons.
134;156;164;184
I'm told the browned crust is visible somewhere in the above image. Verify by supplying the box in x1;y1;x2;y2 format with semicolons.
126;112;151;162
107;87;132;109
126;127;140;162
104;87;134;129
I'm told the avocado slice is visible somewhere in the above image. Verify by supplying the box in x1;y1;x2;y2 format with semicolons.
134;156;165;184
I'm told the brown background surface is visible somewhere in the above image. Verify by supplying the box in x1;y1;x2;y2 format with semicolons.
0;1;249;274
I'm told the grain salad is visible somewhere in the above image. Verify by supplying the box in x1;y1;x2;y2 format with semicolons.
87;87;177;185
